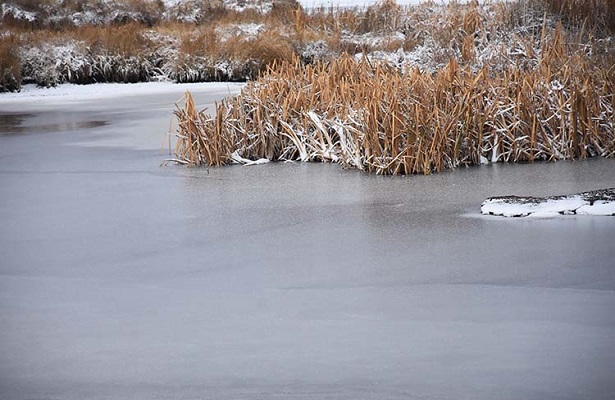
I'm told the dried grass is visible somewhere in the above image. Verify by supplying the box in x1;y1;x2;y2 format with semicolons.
169;91;235;166
77;23;151;55
170;29;614;174
4;0;615;93
0;35;22;92
541;0;615;33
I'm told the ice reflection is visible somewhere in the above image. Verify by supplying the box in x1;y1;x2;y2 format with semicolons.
0;112;108;134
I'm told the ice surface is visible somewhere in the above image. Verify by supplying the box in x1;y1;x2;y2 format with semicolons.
1;83;615;400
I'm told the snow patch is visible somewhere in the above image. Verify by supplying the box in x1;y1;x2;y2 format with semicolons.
215;23;265;41
481;189;615;217
231;151;271;165
1;3;37;22
0;81;244;104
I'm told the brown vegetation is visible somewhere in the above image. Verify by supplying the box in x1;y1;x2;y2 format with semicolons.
170;21;614;174
0;35;22;92
1;0;615;92
541;0;615;33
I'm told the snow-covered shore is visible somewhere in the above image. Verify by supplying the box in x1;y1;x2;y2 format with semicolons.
0;81;244;105
481;188;615;217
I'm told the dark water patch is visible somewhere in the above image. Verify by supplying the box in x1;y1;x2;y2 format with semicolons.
28;120;108;133
0;113;108;135
0;113;34;134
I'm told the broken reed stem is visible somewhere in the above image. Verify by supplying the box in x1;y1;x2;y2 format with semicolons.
170;48;614;175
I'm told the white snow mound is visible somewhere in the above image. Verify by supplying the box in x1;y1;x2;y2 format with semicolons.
481;188;615;217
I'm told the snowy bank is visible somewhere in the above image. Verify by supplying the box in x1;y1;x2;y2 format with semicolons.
481;188;615;218
0;82;243;105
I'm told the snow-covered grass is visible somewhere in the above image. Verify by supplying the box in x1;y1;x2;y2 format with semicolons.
481;189;615;217
170;45;614;174
1;3;36;22
2;0;613;92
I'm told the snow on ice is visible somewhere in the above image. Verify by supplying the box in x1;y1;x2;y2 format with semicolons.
481;188;615;218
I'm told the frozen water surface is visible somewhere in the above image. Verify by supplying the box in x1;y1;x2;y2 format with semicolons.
1;83;615;400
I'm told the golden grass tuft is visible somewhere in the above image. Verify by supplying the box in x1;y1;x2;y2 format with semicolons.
170;91;235;166
241;31;296;73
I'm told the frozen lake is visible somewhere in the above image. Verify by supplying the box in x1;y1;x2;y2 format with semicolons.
1;83;615;400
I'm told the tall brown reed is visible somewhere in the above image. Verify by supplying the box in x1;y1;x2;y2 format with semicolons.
541;0;615;33
0;35;22;92
170;91;237;166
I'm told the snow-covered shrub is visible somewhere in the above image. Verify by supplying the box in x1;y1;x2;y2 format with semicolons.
171;55;222;83
297;40;332;64
17;34;162;86
1;2;39;28
19;41;93;87
163;0;228;24
19;44;60;87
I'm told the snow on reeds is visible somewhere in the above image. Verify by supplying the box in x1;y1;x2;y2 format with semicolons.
170;31;614;175
3;0;615;91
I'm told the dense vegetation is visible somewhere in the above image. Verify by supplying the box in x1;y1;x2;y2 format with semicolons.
172;45;614;174
1;0;614;91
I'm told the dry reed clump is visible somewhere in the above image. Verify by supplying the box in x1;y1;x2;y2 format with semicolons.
0;35;22;92
169;38;614;174
171;28;222;82
169;25;296;82
78;23;152;56
541;0;615;33
358;0;403;34
238;30;296;75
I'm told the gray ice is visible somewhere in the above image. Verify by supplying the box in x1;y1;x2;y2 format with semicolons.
1;83;615;400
